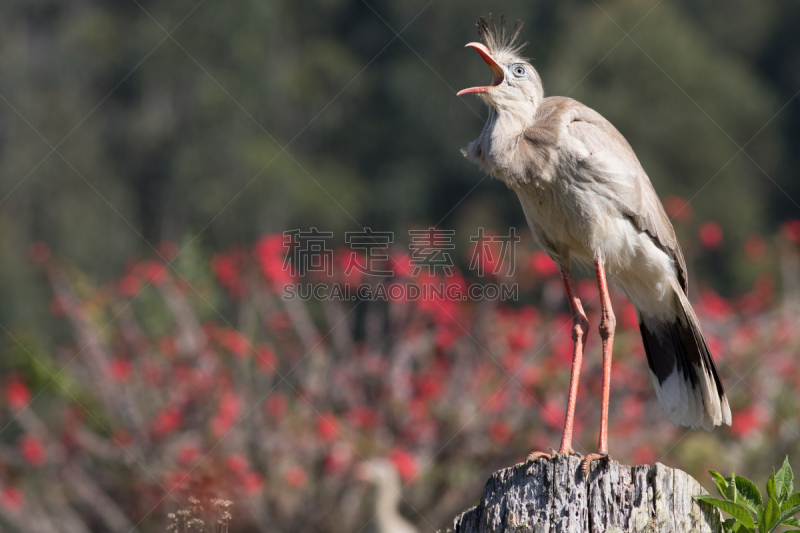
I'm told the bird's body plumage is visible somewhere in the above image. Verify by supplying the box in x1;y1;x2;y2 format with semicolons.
460;22;731;434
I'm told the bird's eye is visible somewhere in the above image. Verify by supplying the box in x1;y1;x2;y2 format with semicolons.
512;65;526;77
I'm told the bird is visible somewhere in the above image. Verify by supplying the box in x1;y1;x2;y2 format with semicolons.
354;459;419;533
457;15;731;474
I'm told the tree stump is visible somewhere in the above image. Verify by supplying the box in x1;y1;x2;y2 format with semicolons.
450;455;721;533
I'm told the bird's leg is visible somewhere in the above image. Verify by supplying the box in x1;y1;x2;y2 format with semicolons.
581;258;616;477
527;266;589;464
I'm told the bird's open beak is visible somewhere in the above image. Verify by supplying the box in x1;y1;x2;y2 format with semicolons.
457;42;505;96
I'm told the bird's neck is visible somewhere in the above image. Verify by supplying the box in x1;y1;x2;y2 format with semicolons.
490;99;539;136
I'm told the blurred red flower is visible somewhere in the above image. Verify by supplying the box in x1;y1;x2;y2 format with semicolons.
29;242;51;264
242;472;264;494
220;329;251;358
488;421;512;444
109;359;133;382
663;195;693;223
256;343;277;373
781;219;800;242
151;405;183;438
6;381;31;410
388;446;418;483
19;435;46;467
254;234;293;286
744;234;766;263
177;444;200;466
730;405;762;438
285;466;308;488
529;251;559;276
118;274;141;297
225;453;248;474
48;296;67;316
0;487;24;511
316;413;340;443
140;261;169;285
698;221;723;250
698;289;732;320
266;393;287;420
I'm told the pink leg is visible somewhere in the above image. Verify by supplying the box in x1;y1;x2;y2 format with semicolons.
581;258;616;476
527;265;589;463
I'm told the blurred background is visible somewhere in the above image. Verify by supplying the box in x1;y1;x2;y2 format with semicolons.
1;0;799;531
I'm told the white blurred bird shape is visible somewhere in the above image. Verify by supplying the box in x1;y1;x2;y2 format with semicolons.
355;460;419;533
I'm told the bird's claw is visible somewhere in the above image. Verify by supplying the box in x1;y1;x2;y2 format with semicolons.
527;447;583;464
581;452;609;478
526;450;552;463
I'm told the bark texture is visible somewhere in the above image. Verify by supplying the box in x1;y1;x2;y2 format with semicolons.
450;456;721;533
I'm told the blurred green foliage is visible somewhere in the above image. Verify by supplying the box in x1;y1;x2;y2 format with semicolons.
1;0;799;334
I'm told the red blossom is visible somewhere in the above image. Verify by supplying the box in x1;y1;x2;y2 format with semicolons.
256;344;277;373
781;219;800;242
316;413;340;443
109;358;133;382
158;336;177;358
225;453;248;474
118;274;141;297
6;381;31;410
730;405;764;438
242;472;264;494
254;234;293;286
285;466;308;488
744;234;766;262
388;446;418;483
620;303;639;330
633;445;656;465
219;329;251;358
698;221;723;250
324;446;352;474
529;251;559;276
29;242;51;264
151;405;183;438
663;195;693;223
698;289;732;320
139;261;169;285
347;406;378;428
266;393;287;420
0;487;24;511
19;435;46;467
177;444;200;465
488;421;512;444
112;429;132;448
48;296;67;316
158;241;178;261
212;253;246;299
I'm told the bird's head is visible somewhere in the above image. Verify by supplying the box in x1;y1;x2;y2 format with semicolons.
458;16;543;111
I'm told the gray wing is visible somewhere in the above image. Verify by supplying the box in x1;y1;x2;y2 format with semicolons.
560;101;689;294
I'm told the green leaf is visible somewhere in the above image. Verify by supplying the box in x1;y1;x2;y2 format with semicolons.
778;457;794;502
728;469;740;502
783;517;800;527
712;470;731;500
767;472;777;502
784;493;800;513
722;517;736;532
778;505;800;528
734;476;763;512
694;495;755;529
763;496;780;533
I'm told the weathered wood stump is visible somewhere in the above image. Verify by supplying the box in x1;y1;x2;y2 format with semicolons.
450;456;721;533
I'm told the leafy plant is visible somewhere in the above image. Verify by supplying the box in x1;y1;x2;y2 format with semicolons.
695;457;800;533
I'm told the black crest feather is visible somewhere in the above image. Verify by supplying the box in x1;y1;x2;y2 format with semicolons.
476;14;525;56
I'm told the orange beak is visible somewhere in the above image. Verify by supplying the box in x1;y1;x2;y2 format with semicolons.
457;42;505;96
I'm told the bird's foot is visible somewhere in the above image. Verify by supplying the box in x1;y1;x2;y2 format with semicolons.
527;447;582;464
580;452;609;478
